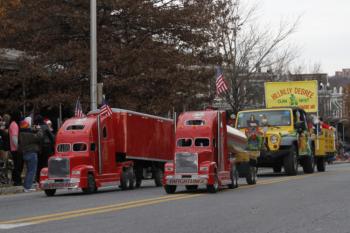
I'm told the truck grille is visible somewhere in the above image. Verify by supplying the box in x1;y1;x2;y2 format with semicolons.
48;157;70;178
175;153;198;174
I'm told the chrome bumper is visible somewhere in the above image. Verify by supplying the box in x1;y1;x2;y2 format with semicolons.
40;178;80;189
165;174;208;185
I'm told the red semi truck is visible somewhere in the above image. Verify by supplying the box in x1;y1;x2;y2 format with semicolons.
163;110;242;193
40;108;174;196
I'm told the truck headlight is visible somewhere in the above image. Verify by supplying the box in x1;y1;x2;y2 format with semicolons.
270;135;278;144
200;166;209;171
72;170;81;175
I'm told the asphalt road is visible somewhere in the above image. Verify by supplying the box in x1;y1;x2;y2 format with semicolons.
1;163;350;233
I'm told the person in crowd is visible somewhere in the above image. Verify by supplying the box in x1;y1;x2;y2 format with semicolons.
34;115;55;182
19;117;43;192
10;110;22;186
44;118;54;133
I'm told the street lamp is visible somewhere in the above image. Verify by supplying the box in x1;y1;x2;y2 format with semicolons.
90;0;97;110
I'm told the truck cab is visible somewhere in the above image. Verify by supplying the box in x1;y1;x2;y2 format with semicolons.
163;111;238;193
39;115;129;196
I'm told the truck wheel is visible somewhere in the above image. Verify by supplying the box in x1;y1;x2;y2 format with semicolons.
316;157;326;172
228;165;238;189
283;145;298;176
44;189;56;197
246;166;257;185
82;174;96;194
207;176;219;193
273;165;282;173
121;169;132;190
164;185;176;194
128;169;135;190
153;167;163;187
303;156;315;174
185;185;198;191
135;167;143;188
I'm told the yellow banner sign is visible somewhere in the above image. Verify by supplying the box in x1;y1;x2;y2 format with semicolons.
265;80;318;112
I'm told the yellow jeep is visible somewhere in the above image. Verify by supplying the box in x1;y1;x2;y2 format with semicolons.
236;107;318;175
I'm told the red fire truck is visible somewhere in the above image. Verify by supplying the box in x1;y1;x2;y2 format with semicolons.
163;110;241;193
40;108;174;196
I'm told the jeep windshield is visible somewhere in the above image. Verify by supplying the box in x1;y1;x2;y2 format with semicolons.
237;110;292;129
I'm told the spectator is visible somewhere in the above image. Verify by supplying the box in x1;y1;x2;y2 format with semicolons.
19;117;43;192
34;115;55;182
10;110;22;186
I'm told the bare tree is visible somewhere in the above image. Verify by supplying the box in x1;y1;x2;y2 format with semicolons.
212;0;299;113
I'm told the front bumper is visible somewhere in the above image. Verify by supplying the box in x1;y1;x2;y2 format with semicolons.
40;178;80;190
165;174;208;185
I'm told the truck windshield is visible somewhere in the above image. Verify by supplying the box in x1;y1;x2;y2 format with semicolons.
186;120;205;126
57;144;70;152
195;138;210;147
177;138;192;147
73;143;87;152
237;110;291;128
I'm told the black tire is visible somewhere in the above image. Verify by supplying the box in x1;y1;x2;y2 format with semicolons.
82;174;96;194
273;165;282;173
228;165;238;189
246;166;257;185
121;169;134;190
316;157;326;172
128;168;135;190
44;189;56;197
185;185;198;191
303;156;315;174
153;167;163;187
283;145;298;176
120;170;129;190
135;167;143;188
207;175;219;193
164;185;176;194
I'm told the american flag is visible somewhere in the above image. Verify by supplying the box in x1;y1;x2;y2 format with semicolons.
74;99;85;118
100;100;113;117
216;67;228;95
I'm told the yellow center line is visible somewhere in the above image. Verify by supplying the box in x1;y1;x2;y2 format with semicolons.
0;169;344;228
0;193;192;224
30;194;202;225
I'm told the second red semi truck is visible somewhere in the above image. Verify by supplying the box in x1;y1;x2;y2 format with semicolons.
40;108;174;196
163;110;246;193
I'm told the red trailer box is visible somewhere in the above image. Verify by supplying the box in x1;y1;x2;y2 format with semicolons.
163;110;239;193
40;108;174;196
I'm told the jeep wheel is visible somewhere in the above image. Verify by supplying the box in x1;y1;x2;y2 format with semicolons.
303;156;315;174
316;157;326;172
284;145;298;176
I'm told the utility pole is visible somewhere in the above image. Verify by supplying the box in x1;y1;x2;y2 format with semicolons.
90;0;97;110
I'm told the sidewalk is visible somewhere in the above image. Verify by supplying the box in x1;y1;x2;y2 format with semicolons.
0;183;39;195
0;185;24;195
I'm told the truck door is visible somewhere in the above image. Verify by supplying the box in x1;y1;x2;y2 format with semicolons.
99;117;115;173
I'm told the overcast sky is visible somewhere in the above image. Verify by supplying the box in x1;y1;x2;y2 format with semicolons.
255;0;350;75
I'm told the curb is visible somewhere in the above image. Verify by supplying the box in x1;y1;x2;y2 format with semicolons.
0;185;24;195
